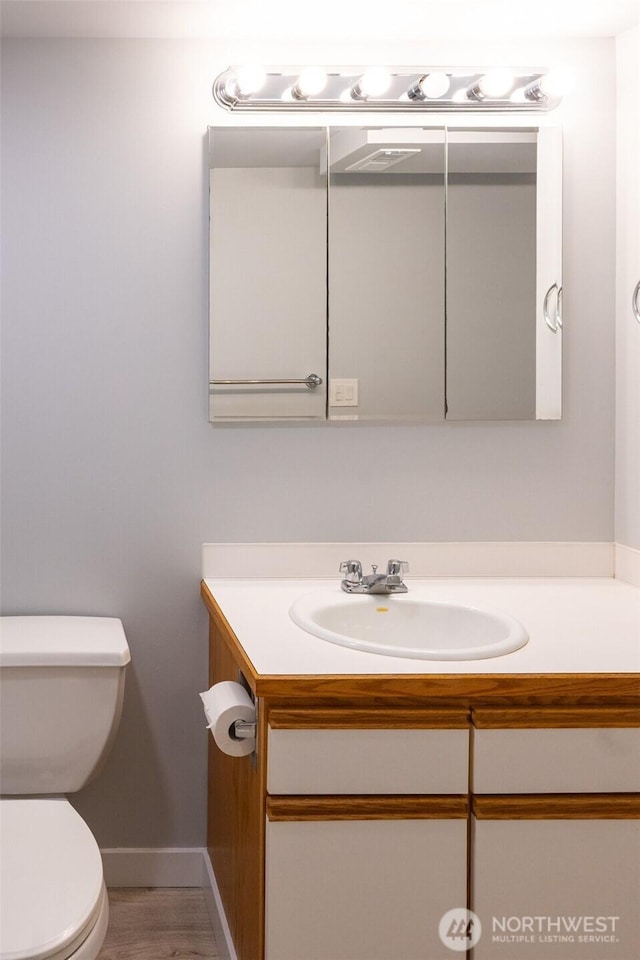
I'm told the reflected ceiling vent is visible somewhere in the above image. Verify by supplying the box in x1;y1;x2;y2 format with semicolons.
344;148;421;173
327;129;445;176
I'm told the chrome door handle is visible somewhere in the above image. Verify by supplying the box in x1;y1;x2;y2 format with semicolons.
543;282;559;332
633;280;640;324
556;285;563;328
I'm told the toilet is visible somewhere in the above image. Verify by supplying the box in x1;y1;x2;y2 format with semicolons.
0;616;131;960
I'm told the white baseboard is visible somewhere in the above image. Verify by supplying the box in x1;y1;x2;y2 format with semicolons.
202;849;237;960
615;543;640;587
202;541;615;579
102;847;236;960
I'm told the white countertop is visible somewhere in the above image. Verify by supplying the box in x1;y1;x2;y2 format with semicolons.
203;577;640;677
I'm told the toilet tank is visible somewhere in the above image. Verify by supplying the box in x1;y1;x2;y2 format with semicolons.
0;617;130;795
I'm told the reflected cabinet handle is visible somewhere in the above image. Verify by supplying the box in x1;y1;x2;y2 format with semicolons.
543;282;561;333
210;373;323;389
556;285;563;328
633;280;640;324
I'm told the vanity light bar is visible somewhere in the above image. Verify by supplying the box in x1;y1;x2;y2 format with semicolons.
213;67;566;112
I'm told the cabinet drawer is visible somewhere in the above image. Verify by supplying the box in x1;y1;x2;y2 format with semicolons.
474;728;640;794
267;726;469;795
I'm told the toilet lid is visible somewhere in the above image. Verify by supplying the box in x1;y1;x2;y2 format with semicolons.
0;798;104;960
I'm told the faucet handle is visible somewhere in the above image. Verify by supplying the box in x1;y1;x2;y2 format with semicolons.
339;559;363;584
386;559;409;578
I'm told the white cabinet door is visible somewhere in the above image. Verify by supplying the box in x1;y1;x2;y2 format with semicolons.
446;128;562;421
534;126;563;419
473;818;640;959
615;24;640;547
265;817;467;960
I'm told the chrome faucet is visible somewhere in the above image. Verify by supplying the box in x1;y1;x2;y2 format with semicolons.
339;559;409;594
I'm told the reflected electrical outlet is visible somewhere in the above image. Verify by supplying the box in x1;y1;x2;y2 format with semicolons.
330;379;359;406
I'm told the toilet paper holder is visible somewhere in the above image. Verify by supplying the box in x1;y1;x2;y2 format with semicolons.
233;670;257;743
231;719;257;740
200;677;258;761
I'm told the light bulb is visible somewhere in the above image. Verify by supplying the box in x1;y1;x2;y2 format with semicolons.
293;68;328;98
509;87;528;104
539;67;573;99
232;65;266;97
478;69;514;98
354;68;391;99
524;67;573;104
419;72;451;99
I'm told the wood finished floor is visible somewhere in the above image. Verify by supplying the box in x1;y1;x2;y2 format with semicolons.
98;888;220;959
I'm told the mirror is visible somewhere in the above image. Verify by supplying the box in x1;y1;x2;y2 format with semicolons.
445;129;562;420
208;127;327;421
208;125;562;423
327;128;446;422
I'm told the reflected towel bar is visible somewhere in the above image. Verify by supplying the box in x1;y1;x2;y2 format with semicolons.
210;374;323;388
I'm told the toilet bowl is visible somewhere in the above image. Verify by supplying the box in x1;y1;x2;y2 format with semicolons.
0;799;110;960
0;617;130;960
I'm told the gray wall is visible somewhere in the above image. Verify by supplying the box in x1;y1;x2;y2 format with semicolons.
0;38;616;846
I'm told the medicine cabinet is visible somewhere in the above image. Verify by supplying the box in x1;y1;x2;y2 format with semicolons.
208;125;562;423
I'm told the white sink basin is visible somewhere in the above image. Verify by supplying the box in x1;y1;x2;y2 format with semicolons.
289;591;528;661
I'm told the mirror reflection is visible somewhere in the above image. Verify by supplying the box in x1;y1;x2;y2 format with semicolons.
328;129;445;421
208;125;562;423
446;131;538;420
208;128;327;421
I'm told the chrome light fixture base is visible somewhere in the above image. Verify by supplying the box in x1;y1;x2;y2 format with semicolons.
213;67;564;113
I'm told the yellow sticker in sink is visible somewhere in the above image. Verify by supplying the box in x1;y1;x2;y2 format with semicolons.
375;607;389;613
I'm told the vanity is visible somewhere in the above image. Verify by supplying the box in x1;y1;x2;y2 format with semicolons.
201;572;640;960
202;54;640;958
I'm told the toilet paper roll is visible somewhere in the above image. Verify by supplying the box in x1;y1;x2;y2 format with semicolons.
200;681;256;757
